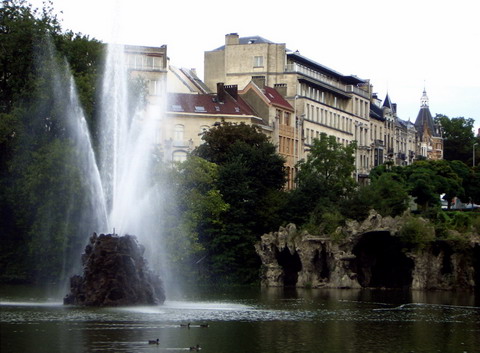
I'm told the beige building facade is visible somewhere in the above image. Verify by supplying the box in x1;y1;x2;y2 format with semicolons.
205;33;373;181
125;39;443;181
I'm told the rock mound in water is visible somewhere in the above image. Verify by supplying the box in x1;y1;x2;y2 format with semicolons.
64;233;165;306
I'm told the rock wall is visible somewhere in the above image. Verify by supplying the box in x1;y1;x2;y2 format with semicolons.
64;233;165;306
255;211;479;290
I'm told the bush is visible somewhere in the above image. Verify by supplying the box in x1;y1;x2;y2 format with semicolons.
398;216;435;250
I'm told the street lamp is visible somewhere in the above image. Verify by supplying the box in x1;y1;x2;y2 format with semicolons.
474;143;478;167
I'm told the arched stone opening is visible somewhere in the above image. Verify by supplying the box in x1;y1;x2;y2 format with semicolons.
432;242;454;275
313;247;330;280
276;247;302;287
352;231;414;288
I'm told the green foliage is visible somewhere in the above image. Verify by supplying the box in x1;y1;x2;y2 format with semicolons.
286;133;356;226
435;114;476;163
193;121;286;283
367;172;409;217
403;160;464;212
156;156;228;283
0;0;105;283
398;216;435;250
449;212;472;232
316;211;345;237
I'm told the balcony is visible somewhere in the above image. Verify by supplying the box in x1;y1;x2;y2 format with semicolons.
285;63;346;90
285;63;370;99
345;85;370;99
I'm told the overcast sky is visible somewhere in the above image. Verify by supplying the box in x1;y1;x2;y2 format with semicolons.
29;0;480;132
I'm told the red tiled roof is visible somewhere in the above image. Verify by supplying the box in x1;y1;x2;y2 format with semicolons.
167;93;255;116
263;87;293;111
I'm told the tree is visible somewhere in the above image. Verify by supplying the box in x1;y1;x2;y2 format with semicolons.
287;133;356;226
159;156;228;283
193;121;286;283
0;0;105;283
435;114;476;163
404;160;463;211
368;172;410;217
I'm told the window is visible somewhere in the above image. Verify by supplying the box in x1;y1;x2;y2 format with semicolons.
284;112;290;126
276;109;283;123
194;106;206;112
253;56;264;67
172;150;187;162
174;124;184;141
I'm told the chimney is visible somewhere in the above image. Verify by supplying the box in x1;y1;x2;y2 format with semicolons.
217;82;226;102
225;33;239;46
252;76;266;89
392;103;397;114
274;83;287;97
225;84;238;100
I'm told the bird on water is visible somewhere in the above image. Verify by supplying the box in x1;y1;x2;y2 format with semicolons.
148;338;159;344
190;344;201;351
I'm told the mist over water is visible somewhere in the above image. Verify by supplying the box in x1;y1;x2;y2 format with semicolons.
97;43;168;281
44;40;169;290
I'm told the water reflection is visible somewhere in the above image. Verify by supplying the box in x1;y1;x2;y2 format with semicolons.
1;286;479;353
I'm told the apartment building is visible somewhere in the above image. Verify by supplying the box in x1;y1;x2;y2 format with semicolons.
125;39;442;179
165;83;263;162
205;33;373;182
125;44;168;103
370;93;418;167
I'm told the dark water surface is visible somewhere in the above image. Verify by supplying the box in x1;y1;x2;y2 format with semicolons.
1;285;479;353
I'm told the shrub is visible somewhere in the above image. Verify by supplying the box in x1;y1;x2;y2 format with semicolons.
398;216;435;250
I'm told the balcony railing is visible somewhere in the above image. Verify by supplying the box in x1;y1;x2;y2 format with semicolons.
345;85;370;99
285;63;370;98
285;63;346;91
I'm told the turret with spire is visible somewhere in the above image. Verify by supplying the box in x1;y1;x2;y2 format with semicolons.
414;88;443;159
420;89;429;108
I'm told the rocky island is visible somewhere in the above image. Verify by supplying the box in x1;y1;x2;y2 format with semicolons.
255;211;480;290
64;233;165;306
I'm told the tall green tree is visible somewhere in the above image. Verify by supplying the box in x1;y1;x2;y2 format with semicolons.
286;133;356;226
435;114;476;163
404;160;463;211
0;0;105;283
194;121;286;283
158;156;228;283
368;172;409;217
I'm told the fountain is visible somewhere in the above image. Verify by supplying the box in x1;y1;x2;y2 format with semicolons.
60;43;167;305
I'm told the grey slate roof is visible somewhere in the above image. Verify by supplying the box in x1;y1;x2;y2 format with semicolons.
213;36;275;50
382;93;393;109
370;103;385;121
415;106;440;137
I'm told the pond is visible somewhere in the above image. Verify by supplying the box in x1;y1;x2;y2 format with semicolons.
1;285;479;353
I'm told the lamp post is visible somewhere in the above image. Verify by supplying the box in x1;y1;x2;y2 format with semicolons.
474;143;478;167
